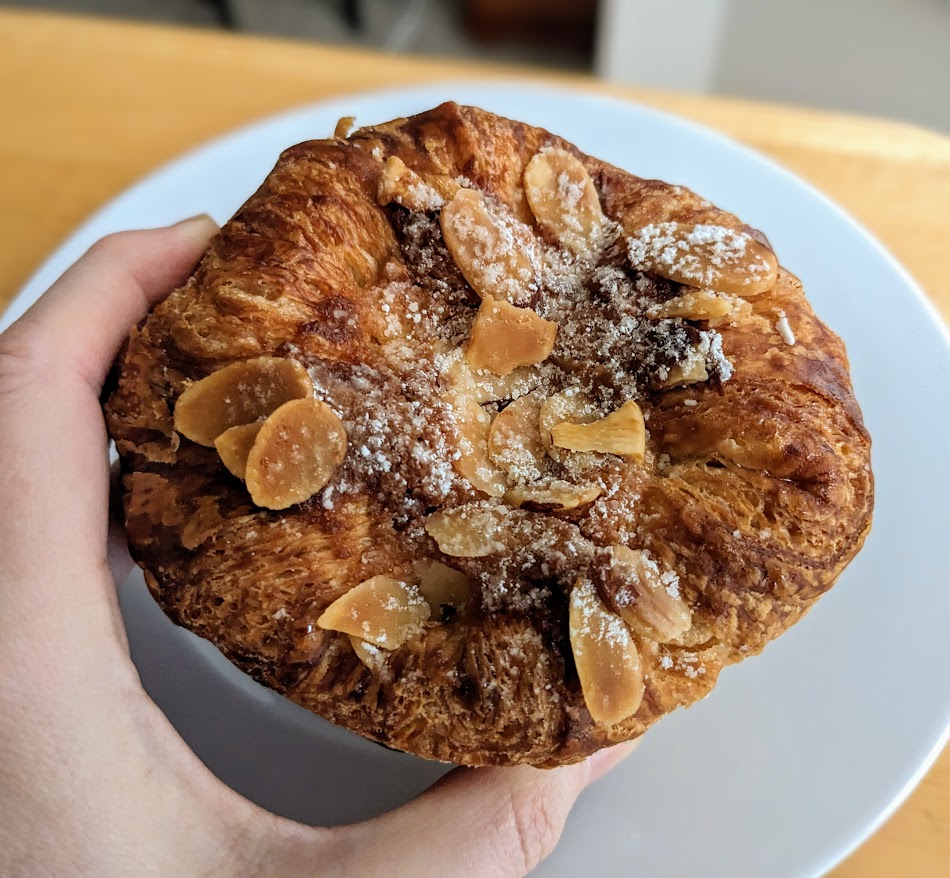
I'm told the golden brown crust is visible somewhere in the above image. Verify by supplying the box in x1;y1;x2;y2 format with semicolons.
105;103;872;767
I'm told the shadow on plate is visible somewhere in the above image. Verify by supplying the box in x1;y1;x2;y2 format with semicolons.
119;571;451;825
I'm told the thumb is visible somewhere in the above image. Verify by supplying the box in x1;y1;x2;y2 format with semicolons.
272;742;637;878
7;215;219;391
0;218;217;647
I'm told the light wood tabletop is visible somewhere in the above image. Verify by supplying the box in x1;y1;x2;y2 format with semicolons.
1;10;947;876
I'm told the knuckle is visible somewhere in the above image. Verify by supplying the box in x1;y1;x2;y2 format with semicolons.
495;780;572;876
86;230;134;261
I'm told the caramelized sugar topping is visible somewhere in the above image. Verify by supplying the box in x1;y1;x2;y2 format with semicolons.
168;141;782;723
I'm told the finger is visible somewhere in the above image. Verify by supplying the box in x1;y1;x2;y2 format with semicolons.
271;742;637;878
344;744;636;878
8;215;218;391
0;219;216;645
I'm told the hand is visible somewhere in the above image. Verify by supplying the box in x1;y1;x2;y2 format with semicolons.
0;218;634;878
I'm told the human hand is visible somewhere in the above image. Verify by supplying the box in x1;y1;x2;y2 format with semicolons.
0;219;634;878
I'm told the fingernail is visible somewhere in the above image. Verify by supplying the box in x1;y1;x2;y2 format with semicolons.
585;739;640;786
172;213;219;242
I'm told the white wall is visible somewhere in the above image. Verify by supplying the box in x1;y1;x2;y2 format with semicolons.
596;0;730;92
597;0;950;133
716;0;950;132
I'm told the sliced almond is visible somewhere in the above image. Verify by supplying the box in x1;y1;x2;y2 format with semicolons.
487;391;547;484
214;422;263;479
649;290;740;324
174;357;313;447
444;354;542;404
552;401;646;460
443;361;501;495
445;388;507;497
443;351;478;394
244;398;347;510
655;351;708;389
440;188;540;303
317;575;429;649
413;560;473;610
538;389;601;463
424;504;508;558
466;295;558;376
504;480;602;512
538;391;605;479
472;366;543;404
627;222;778;296
349;635;389;669
377;155;443;211
606;546;691;643
569;577;644;725
523;149;605;256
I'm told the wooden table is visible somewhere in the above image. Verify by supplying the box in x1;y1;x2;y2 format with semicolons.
1;10;947;876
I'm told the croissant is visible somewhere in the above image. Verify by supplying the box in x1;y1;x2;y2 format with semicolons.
105;103;873;767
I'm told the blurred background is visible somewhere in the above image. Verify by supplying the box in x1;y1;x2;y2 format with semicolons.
7;0;950;132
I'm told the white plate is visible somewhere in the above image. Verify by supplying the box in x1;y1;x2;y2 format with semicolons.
4;83;950;878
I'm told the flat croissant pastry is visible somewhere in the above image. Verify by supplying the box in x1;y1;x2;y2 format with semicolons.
105;102;873;767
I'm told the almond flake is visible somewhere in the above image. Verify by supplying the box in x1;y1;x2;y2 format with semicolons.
551;401;646;459
523;148;605;256
317;575;429;649
649;289;741;324
605;546;691;643
377;155;443;211
215;422;263;479
627;222;778;296
244;398;347;510
424;504;508;557
538;389;602;467
413;559;473;610
487;391;547;484
440;188;540;303
656;351;708;389
569;577;644;725
466;295;557;376
174;356;313;447
445;388;507;497
445;354;542;404
348;635;388;670
504;480;602;512
668;617;714;648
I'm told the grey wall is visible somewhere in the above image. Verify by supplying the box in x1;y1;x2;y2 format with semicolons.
716;0;950;132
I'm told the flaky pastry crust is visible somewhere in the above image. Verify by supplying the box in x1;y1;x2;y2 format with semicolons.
105;103;872;766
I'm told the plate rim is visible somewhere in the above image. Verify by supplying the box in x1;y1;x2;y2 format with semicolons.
4;81;949;878
5;80;949;353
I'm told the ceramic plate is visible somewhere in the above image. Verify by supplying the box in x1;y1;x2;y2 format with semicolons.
4;84;949;878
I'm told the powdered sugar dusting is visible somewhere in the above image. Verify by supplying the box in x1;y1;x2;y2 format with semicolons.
444;194;539;304
627;222;770;286
405;180;444;211
571;577;631;650
775;310;796;345
281;163;753;675
306;348;466;520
